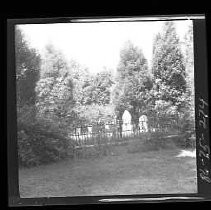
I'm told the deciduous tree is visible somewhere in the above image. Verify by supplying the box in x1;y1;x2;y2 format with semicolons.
35;44;74;126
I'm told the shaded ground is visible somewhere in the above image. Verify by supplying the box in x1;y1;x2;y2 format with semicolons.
19;146;197;198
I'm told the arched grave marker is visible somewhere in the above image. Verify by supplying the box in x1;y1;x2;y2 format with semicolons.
87;125;92;138
122;110;132;137
139;115;148;132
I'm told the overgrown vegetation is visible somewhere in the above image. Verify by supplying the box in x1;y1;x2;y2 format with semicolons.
16;21;195;167
17;115;72;167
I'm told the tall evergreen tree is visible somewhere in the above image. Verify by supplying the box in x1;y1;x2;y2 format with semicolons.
151;21;187;111
113;41;152;125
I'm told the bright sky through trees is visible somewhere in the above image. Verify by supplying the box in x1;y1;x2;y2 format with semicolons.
19;20;192;75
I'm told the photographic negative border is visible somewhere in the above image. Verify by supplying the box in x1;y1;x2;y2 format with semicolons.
7;14;211;206
194;18;211;196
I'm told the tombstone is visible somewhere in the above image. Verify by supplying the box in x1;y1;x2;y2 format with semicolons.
87;125;92;138
139;115;148;132
122;110;132;137
105;124;109;130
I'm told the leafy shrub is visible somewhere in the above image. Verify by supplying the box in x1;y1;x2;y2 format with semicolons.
18;130;40;167
18;119;71;167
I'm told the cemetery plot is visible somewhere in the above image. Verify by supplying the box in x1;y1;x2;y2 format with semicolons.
16;20;196;197
66;110;183;155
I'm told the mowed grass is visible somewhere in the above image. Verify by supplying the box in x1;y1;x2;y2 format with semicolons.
19;146;197;198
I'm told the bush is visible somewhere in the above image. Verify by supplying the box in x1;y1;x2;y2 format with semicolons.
18;119;70;167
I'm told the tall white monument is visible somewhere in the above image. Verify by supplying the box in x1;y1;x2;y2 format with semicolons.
122;110;132;137
87;125;92;138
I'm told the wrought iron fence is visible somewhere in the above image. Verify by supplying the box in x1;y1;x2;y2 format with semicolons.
67;117;181;148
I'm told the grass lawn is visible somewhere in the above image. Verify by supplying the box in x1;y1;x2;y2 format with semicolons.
19;146;197;198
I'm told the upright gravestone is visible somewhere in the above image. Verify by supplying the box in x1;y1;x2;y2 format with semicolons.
139;115;148;132
87;125;92;138
105;124;109;130
122;110;132;137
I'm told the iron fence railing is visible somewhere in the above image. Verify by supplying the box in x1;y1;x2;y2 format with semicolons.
67;118;182;148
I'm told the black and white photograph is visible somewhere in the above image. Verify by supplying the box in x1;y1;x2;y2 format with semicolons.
15;19;197;198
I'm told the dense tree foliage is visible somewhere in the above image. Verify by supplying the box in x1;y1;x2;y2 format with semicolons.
16;22;196;167
72;69;115;125
151;22;187;111
16;35;71;167
36;44;75;126
81;71;114;105
15;27;41;108
149;21;194;134
74;104;115;125
184;24;194;92
15;26;41;127
182;23;195;131
112;41;152;125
